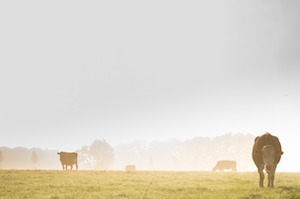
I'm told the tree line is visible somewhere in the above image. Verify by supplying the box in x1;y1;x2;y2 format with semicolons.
0;133;256;171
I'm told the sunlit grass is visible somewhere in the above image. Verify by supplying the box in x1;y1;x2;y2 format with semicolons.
0;170;299;198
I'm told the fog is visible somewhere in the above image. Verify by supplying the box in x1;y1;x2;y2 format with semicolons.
0;133;279;172
1;1;300;172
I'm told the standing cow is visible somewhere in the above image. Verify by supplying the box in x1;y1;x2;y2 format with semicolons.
57;152;78;171
212;160;237;172
252;132;283;188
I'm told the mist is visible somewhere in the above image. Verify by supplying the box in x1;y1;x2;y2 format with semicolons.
0;1;300;172
0;133;270;172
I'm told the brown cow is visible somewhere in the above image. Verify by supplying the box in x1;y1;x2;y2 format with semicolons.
57;152;78;171
212;160;237;172
252;132;283;188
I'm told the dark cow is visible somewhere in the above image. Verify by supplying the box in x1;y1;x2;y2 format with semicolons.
57;152;78;171
252;132;283;188
212;160;237;172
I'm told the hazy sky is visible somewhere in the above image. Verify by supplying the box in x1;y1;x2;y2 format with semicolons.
1;0;300;170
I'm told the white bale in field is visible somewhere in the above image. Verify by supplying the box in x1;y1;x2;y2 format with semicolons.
125;165;136;172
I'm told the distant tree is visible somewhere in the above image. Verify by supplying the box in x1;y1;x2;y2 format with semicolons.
78;140;114;170
31;151;38;169
0;151;4;169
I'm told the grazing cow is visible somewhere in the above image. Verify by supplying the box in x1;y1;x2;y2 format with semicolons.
212;160;237;172
125;165;136;172
57;152;78;171
252;132;283;188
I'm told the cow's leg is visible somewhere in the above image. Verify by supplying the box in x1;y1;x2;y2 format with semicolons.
267;172;274;188
270;171;275;188
76;163;78;170
268;165;277;188
70;165;73;171
62;163;65;171
258;166;264;188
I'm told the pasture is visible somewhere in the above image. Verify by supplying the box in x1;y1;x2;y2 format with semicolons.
0;170;299;199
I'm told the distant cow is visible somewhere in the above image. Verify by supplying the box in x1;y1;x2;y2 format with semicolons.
125;165;136;172
57;152;78;171
252;132;283;188
212;160;237;172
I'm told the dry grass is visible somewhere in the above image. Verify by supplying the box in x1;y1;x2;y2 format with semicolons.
0;170;299;199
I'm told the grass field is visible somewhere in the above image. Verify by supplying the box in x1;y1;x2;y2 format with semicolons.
0;170;299;199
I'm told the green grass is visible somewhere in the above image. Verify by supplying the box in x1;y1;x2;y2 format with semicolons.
0;171;299;199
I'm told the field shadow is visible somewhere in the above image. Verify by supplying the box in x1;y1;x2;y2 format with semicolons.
278;186;300;192
278;186;300;197
239;193;263;199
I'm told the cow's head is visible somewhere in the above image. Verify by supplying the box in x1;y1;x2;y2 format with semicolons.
261;145;275;173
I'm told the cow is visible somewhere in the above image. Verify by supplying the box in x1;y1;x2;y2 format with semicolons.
212;160;237;172
57;152;78;171
125;165;136;172
252;132;283;188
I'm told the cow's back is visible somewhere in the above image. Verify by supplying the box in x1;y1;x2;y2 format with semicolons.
252;133;282;165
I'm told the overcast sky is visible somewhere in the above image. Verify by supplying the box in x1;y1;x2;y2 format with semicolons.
1;1;300;170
